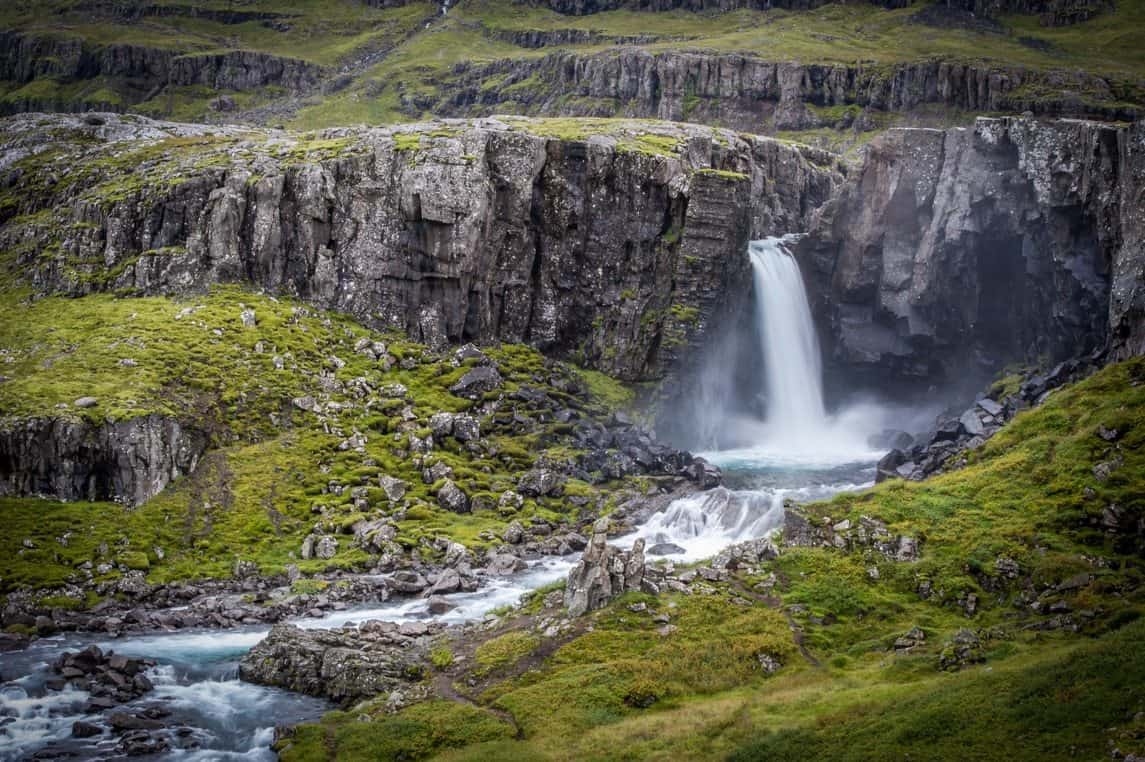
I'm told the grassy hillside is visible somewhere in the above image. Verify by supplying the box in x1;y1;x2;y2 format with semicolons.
276;355;1145;760
1;0;1142;136
0;285;642;594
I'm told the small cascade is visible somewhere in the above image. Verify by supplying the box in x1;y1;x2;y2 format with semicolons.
625;488;785;563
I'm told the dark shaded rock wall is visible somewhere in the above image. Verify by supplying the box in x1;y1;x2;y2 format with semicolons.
439;51;1138;132
797;116;1143;390
0;31;324;114
0;414;207;507
0;114;841;383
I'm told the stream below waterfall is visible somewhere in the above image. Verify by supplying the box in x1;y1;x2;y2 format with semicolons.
0;237;895;760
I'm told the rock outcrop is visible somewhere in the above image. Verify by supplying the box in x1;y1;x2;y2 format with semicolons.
0;31;324;114
0;113;840;382
239;621;435;704
565;519;648;616
0;414;207;507
797;116;1145;391
430;51;1138;132
531;0;1106;22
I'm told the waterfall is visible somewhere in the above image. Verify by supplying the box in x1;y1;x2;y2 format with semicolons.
749;236;828;440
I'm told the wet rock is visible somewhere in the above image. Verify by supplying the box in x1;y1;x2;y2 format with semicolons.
426;596;455;615
647;542;686;556
486;553;527;576
389;571;428;594
72;720;103;738
108;712;163;731
426;568;462;596
239;623;429;703
118;730;169;756
74;397;99;408
875;448;907;483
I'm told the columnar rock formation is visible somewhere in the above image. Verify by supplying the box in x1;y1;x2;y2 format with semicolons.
796;116;1145;390
437;52;1138;132
565;518;648;616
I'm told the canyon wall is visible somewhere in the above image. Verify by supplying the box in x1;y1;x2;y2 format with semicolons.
797;116;1145;392
436;50;1139;133
0;113;840;383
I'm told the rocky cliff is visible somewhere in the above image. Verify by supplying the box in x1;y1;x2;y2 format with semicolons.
530;0;1103;21
0;415;207;507
433;50;1138;131
796;116;1145;391
0;30;324;114
0;113;840;383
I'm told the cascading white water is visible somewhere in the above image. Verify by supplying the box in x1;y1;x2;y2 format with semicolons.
750;236;827;438
620;235;886;559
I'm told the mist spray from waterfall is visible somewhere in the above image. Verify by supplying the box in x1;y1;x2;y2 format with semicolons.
751;237;827;436
701;235;889;468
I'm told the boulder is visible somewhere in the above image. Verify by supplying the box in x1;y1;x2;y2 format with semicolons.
518;469;565;498
436;479;470;513
379;475;408;503
239;623;429;704
452;414;480;442
449;366;503;399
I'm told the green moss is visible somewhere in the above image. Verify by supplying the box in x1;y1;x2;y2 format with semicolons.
278;700;514;761
474;631;539;674
695;168;748;181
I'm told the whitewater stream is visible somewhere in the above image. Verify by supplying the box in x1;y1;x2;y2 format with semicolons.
0;236;888;760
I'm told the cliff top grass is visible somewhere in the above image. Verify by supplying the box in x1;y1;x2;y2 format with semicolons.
0;286;645;593
5;0;1140;128
278;357;1145;761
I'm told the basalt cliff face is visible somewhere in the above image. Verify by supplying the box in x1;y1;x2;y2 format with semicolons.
797;116;1145;392
0;31;324;115
433;52;1138;134
0;113;840;383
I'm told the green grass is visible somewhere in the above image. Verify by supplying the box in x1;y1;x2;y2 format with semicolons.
3;0;1143;130
278;356;1144;760
0;285;650;594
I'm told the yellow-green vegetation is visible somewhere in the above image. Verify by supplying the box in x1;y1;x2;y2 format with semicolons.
281;700;514;761
278;357;1144;761
473;631;540;675
0;286;648;593
0;0;434;67
2;0;1143;129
